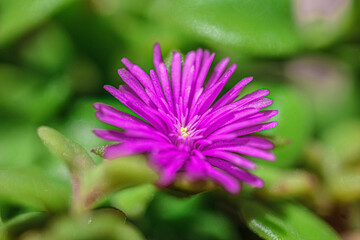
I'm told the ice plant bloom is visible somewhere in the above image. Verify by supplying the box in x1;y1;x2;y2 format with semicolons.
94;43;278;194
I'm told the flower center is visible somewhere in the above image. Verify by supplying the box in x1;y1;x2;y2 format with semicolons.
180;127;189;139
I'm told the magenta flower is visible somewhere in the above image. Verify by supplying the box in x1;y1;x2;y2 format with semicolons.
94;43;277;194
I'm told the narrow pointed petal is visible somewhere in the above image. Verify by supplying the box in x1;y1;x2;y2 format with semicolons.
157;156;185;187
212;77;253;110
204;161;241;194
195;52;214;91
158;63;174;112
212;145;276;161
121;58;155;93
202;150;256;169
205;57;230;90
206;158;264;187
104;140;167;159
118;68;152;106
171;52;182;114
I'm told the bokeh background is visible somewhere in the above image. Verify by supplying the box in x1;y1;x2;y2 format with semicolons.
0;0;359;239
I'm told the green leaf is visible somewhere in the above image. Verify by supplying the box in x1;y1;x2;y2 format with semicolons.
191;211;239;240
81;155;157;210
149;0;302;56
19;211;145;240
111;184;156;218
37;126;95;175
0;168;70;211
151;192;203;220
0;216;4;240
1;212;48;239
0;0;77;47
240;199;340;240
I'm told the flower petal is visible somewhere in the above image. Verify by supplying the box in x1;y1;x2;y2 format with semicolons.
206;157;264;187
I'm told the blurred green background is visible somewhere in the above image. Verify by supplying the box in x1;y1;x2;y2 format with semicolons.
0;0;359;239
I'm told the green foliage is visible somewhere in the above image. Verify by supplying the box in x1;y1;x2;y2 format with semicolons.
146;192;239;240
0;168;70;211
240;199;340;240
111;184;156;218
37;126;157;212
0;0;359;239
37;126;94;175
149;0;302;56
0;0;77;47
0;66;71;123
19;24;73;73
81;155;158;210
1;212;49;239
17;212;144;240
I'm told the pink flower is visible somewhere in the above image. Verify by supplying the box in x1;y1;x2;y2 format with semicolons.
94;43;278;193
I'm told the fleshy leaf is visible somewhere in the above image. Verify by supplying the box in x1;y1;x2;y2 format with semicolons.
240;199;340;240
1;212;48;240
37;126;95;174
80;155;158;210
0;168;70;211
21;211;145;240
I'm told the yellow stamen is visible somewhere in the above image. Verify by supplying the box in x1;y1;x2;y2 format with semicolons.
180;127;189;139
